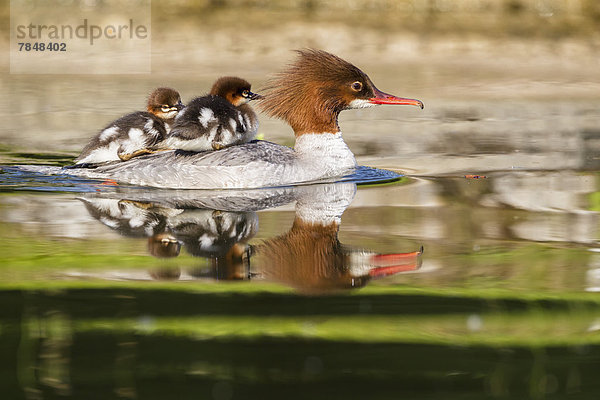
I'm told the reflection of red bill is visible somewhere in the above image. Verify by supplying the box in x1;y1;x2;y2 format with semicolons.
100;179;119;186
465;175;487;179
369;246;423;277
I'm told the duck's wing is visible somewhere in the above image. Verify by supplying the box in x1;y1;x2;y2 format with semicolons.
69;141;296;189
116;113;168;159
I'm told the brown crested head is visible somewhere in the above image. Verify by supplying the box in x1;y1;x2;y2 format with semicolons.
147;87;184;120
210;76;261;107
258;49;423;136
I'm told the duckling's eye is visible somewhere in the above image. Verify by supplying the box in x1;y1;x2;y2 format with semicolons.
161;105;170;111
241;90;250;98
351;81;363;91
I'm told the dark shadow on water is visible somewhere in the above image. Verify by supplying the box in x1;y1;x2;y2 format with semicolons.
2;285;599;398
0;289;597;320
1;313;598;400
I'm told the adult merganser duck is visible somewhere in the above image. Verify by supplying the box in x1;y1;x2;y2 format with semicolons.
163;76;261;151
65;49;423;189
73;87;184;166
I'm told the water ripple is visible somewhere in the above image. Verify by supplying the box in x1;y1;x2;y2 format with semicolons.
0;164;402;193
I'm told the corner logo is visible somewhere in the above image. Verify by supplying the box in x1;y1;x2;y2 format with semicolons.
15;19;148;45
10;0;152;74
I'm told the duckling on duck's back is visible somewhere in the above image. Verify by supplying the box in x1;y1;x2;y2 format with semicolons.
74;87;184;166
163;77;261;152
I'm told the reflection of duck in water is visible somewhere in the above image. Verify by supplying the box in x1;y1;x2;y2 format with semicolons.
73;88;184;166
185;184;423;291
248;184;422;293
78;183;423;292
254;218;422;293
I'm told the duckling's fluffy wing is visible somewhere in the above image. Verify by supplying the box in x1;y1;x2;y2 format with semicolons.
166;96;253;151
75;112;167;165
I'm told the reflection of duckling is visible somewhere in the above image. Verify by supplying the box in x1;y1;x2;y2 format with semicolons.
78;197;182;238
73;88;184;166
164;77;261;151
168;210;258;258
148;232;181;258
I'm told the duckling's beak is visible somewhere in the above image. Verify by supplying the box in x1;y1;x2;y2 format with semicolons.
163;104;183;113
369;87;424;109
248;91;263;101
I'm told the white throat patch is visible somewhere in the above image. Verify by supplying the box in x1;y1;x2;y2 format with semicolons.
348;99;376;109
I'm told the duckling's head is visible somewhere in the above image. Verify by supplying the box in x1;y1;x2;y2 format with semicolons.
210;76;262;107
258;49;423;136
147;87;184;121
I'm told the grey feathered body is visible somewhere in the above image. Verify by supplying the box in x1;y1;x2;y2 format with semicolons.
63;133;357;189
68;141;295;189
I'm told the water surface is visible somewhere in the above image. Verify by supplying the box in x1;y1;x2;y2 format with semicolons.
2;144;600;399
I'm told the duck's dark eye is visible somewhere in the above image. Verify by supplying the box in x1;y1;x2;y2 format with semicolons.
241;90;250;98
161;105;170;111
351;81;363;91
